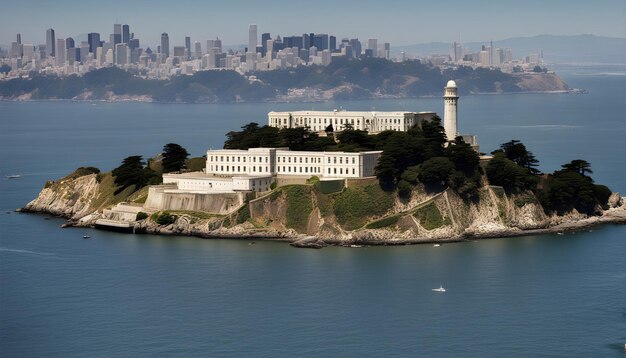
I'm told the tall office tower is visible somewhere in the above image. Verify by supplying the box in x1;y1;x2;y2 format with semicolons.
383;42;390;60
115;43;128;65
113;24;122;44
161;33;170;57
266;39;274;59
489;40;493;65
329;36;336;52
261;32;271;55
56;39;66;66
129;38;139;50
80;41;90;62
88;33;101;55
248;24;257;53
46;28;56;57
185;36;191;59
17;33;22;44
65;37;75;49
122;24;130;44
194;41;202;59
349;38;361;57
303;33;311;49
214;37;222;52
450;41;462;62
313;34;329;50
367;38;377;52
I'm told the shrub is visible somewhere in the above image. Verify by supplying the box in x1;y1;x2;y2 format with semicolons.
414;202;447;230
155;212;177;225
136;212;149;221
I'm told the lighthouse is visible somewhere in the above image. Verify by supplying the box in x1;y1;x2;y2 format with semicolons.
443;80;458;142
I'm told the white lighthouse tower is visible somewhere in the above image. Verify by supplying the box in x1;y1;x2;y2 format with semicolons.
443;80;458;142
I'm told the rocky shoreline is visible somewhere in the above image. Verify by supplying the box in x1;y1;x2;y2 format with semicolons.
18;196;626;249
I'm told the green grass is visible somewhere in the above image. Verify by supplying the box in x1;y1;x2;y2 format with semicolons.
314;179;344;194
90;173;137;210
236;203;251;224
333;184;394;230
414;202;448;230
365;214;401;229
283;185;313;233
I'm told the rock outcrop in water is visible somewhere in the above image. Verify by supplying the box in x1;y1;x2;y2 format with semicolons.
22;172;626;247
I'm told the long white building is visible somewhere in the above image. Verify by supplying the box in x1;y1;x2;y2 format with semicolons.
206;148;381;179
162;147;382;194
268;110;436;133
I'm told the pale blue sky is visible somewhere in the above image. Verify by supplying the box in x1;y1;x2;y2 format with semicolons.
1;0;625;48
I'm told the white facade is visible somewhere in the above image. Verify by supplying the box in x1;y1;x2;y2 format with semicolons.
162;172;273;193
268;110;436;133
443;80;458;141
206;148;276;176
206;148;382;179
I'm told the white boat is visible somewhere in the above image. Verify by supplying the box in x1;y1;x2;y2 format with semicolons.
432;285;446;292
433;244;441;247
350;245;363;248
5;175;21;179
557;232;564;236
82;235;91;239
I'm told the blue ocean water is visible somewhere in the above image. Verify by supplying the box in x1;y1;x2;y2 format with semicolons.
1;66;625;356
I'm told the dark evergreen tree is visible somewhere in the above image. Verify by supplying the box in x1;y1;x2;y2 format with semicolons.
560;159;593;176
162;143;189;173
111;155;158;194
492;140;540;174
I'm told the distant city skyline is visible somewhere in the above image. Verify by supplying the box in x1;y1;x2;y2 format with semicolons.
1;0;625;48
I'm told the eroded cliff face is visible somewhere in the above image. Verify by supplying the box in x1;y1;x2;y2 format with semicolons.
22;174;626;246
24;174;100;220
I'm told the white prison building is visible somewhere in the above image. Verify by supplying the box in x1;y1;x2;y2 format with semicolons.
268;110;436;133
162;148;382;194
206;148;381;179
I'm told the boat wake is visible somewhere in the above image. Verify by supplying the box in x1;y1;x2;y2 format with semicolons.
0;247;56;256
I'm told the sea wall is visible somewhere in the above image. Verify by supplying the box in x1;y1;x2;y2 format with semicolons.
144;185;245;215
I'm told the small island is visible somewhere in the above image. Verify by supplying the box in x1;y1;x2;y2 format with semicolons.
21;82;625;248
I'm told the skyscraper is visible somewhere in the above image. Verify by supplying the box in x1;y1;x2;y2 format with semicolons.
46;28;55;57
367;38;377;52
16;33;21;44
122;25;130;44
261;32;271;55
56;38;66;66
248;24;257;53
65;37;75;49
88;33;101;55
113;24;122;44
185;36;191;59
161;33;169;57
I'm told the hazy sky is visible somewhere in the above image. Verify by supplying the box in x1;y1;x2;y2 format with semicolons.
1;0;625;48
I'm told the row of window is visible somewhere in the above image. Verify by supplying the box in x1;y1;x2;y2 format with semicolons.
210;165;270;173
277;166;356;175
209;155;269;163
276;156;357;164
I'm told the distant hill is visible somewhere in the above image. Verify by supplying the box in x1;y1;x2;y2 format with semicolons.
0;58;568;103
395;34;626;64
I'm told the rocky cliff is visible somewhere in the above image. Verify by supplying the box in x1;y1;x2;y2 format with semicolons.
22;173;626;247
